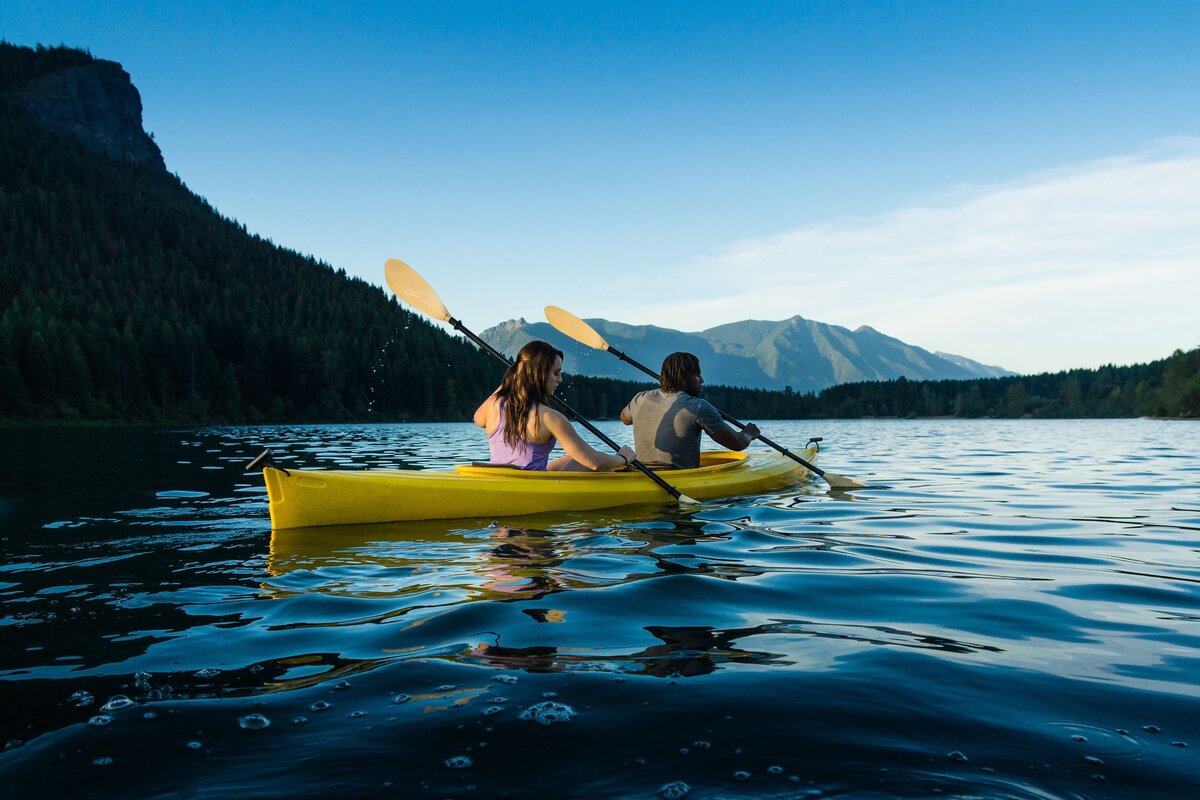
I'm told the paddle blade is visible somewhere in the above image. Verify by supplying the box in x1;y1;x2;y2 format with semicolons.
677;493;701;505
385;259;453;322
544;305;610;351
822;472;868;490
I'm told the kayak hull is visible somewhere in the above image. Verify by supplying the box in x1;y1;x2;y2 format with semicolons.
263;449;816;529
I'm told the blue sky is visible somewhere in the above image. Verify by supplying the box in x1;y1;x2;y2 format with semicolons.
6;1;1199;373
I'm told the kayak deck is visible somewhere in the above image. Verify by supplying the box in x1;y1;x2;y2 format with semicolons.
263;449;817;529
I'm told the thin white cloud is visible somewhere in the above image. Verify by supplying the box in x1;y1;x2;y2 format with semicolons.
618;141;1200;374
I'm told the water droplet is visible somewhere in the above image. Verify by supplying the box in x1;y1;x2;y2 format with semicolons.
445;755;473;769
733;770;752;781
949;751;969;762
238;713;270;730
89;715;112;726
310;701;330;712
492;675;518;685
391;694;410;705
659;780;689;799
101;695;135;712
69;691;94;707
519;701;576;726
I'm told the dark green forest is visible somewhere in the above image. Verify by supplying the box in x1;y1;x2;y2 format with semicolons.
2;43;1197;425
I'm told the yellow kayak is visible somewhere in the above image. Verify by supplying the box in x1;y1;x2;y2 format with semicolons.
261;448;817;529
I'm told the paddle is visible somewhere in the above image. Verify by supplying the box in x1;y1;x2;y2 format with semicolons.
383;259;697;504
543;305;867;490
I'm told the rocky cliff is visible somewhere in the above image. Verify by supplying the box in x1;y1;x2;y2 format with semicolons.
5;55;164;170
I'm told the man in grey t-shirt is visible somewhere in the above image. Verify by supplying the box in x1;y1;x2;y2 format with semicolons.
619;352;761;469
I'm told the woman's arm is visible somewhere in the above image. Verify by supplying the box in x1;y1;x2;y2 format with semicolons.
473;391;499;429
542;408;634;471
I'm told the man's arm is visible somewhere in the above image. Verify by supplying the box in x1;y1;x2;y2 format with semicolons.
697;401;759;451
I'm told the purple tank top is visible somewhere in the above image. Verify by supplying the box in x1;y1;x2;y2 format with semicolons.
487;401;557;470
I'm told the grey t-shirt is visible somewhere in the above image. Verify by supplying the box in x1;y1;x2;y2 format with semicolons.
623;389;744;469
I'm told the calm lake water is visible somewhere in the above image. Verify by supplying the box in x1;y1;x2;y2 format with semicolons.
1;419;1197;798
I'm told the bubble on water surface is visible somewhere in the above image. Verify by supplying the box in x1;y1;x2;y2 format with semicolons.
1085;756;1104;765
310;701;330;712
1172;741;1188;747
334;681;351;690
348;711;367;718
541;691;557;698
492;675;518;685
692;741;711;750
483;706;503;716
659;780;689;799
1143;725;1160;733
733;770;752;781
187;741;202;750
391;694;410;704
92;757;113;766
101;695;135;712
69;691;94;707
143;712;157;719
519;701;576;726
768;765;784;774
1072;735;1087;742
435;684;456;691
948;751;968;762
194;668;221;678
89;715;112;726
292;717;308;725
486;696;509;704
445;756;473;769
134;671;153;691
238;713;270;730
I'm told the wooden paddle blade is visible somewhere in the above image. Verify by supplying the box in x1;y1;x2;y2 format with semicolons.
385;259;453;322
544;305;610;351
822;472;868;489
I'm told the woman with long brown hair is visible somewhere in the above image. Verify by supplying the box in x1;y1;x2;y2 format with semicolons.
473;340;635;471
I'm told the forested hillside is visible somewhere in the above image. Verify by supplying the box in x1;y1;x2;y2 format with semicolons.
1;44;505;423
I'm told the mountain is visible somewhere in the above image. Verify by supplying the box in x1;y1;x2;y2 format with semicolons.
481;316;1013;393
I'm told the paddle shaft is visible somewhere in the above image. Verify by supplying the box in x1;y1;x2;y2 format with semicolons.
444;316;685;501
600;344;834;480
